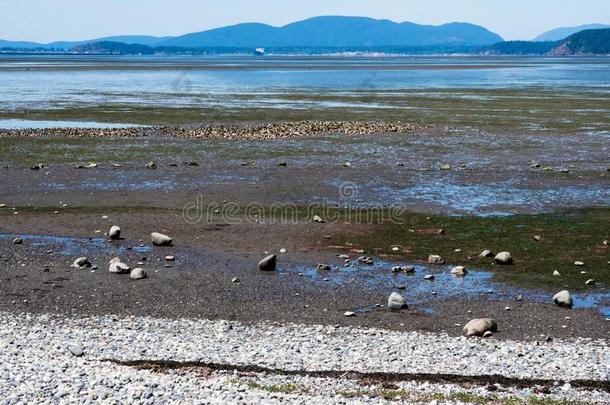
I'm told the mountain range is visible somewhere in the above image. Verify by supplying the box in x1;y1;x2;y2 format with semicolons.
534;24;610;41
1;16;608;55
1;16;502;49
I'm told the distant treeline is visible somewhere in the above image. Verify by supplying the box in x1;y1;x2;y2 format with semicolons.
2;29;609;56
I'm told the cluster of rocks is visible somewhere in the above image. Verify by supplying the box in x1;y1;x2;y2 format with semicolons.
0;121;425;141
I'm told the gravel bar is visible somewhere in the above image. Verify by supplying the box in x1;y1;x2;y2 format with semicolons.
1;311;608;403
0;121;425;140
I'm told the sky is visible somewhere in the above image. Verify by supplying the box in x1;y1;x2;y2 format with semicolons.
0;0;609;42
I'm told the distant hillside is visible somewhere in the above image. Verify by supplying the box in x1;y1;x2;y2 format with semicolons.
157;16;503;48
534;24;610;41
482;41;558;55
548;28;610;56
71;41;156;55
0;35;169;50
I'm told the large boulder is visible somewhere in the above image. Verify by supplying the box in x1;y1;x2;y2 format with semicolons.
109;257;130;274
387;292;407;310
258;254;277;272
108;226;121;240
428;255;445;265
151;232;173;246
463;318;498;337
494;252;513;265
553;290;573;308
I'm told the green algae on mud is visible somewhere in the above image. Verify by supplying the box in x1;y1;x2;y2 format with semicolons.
1;87;609;133
2;204;607;292
329;208;610;292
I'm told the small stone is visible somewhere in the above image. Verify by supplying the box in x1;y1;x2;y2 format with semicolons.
392;247;400;251
388;292;407;310
440;164;451;170
553;290;573;308
151;232;172;246
313;215;325;223
451;266;468;276
553;270;560;276
279;248;287;254
574;261;584;266
514;294;523;301
231;277;240;283
71;257;91;268
505;306;511;311
357;256;374;265
463;318;498;337
130;268;148;280
108;225;121;240
585;279;595;286
164;255;175;261
12;237;23;244
478;249;494;258
494;251;513;265
392;265;415;274
344;311;356;317
427;254;445;265
258;255;277;272
109;257;130;274
145;161;157;169
424;274;435;281
483;331;493;338
316;263;332;271
68;345;84;357
533;235;542;241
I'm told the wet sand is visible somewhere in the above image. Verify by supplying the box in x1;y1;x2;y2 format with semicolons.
0;125;608;341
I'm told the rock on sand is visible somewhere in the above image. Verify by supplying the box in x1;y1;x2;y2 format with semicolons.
130;268;148;280
463;318;498;337
388;292;407;310
258;255;277;272
71;257;91;268
109;257;130;274
427;255;445;265
494;252;513;265
108;226;121;240
151;232;173;246
553;290;573;308
451;266;468;276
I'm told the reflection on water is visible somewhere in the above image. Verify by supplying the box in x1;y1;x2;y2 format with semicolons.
288;258;609;317
0;233;151;256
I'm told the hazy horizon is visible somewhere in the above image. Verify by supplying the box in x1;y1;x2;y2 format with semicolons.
0;0;609;43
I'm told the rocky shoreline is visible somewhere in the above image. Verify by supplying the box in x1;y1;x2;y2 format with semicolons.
1;311;608;403
0;121;427;140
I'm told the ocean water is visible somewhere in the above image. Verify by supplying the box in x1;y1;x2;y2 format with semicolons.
0;55;609;127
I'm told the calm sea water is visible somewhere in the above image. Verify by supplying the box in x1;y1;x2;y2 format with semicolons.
0;54;609;128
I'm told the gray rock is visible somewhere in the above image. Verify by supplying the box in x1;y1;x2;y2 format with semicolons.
585;279;595;286
145;161;157;169
316;263;331;271
344;311;356;317
313;215;325;223
109;226;121;240
151;232;173;246
494;251;513;265
463;318;498;337
427;255;445;265
68;345;84;357
109;257;130;274
424;274;435;281
71;257;91;268
258;255;277;272
553;290;573;308
392;265;415;273
574;261;585;267
451;266;468;276
12;237;23;244
388;292;407;310
130;268;148;280
479;249;494;258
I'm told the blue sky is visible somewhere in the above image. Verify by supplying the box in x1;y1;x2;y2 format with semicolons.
0;0;608;42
